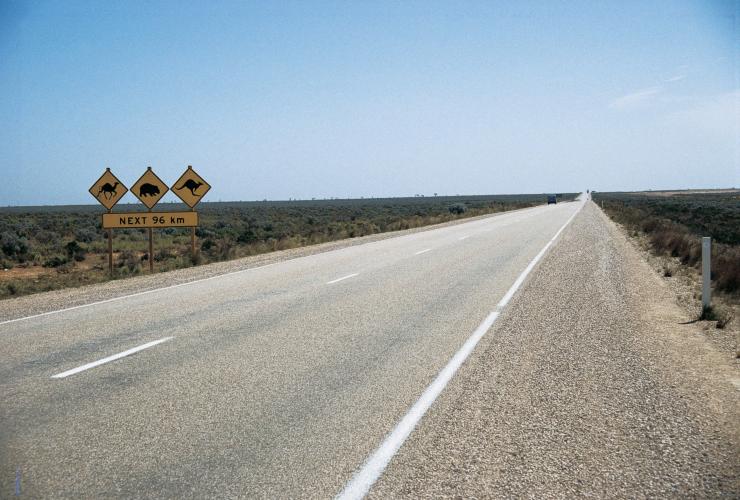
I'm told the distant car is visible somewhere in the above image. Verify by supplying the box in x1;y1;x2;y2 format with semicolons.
547;194;557;204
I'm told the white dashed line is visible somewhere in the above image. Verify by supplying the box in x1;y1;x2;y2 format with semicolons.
414;249;431;255
0;263;278;328
327;273;359;285
51;337;174;379
458;235;470;241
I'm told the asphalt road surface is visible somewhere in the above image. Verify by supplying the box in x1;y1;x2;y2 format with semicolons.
371;203;739;498
2;197;737;498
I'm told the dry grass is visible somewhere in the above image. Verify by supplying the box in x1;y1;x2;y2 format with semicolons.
594;193;739;296
0;193;577;299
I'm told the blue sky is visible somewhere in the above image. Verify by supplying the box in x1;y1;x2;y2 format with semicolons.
1;0;737;206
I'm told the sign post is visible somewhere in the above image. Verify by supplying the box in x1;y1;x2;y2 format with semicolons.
108;225;113;275
172;165;211;260
148;227;153;272
89;168;128;276
191;215;196;259
131;167;169;273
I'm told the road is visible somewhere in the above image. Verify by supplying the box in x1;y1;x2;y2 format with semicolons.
371;203;739;498
1;197;737;498
0;199;580;497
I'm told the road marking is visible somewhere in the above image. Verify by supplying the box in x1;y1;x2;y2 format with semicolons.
496;206;580;309
414;248;431;255
336;199;585;500
51;337;174;379
0;263;277;328
327;273;359;285
0;201;562;328
457;235;470;241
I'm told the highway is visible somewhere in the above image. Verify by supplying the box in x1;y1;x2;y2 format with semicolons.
1;199;583;498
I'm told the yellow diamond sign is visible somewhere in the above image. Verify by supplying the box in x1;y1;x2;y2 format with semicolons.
89;168;128;210
131;167;169;209
172;165;211;208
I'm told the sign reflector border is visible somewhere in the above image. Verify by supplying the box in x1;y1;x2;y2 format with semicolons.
89;168;128;210
171;165;211;208
131;167;169;209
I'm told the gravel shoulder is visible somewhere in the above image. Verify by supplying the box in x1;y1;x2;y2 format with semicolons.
370;201;740;498
0;207;535;323
610;220;739;359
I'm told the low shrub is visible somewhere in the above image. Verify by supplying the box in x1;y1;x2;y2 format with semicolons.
700;305;734;329
65;240;87;262
597;193;740;295
714;247;740;293
43;256;68;268
448;203;467;214
117;250;140;273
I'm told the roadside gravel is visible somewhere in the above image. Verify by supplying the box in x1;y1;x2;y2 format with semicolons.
370;202;739;498
0;208;532;323
612;226;739;359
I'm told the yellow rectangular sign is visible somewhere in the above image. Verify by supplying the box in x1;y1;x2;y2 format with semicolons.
102;211;198;229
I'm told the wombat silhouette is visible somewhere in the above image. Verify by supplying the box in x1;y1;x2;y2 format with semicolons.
176;179;204;196
98;182;119;200
139;183;160;197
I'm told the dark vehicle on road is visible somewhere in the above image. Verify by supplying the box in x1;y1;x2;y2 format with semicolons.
547;194;557;204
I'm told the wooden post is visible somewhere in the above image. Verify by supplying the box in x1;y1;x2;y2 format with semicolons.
190;207;196;260
107;208;113;276
191;227;196;259
148;228;154;273
108;228;113;276
148;207;154;273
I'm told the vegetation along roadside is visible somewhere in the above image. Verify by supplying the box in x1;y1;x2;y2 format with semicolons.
0;193;575;299
593;190;739;331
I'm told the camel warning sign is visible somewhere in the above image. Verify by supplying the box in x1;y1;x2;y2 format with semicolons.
132;167;169;209
172;165;211;208
89;168;128;210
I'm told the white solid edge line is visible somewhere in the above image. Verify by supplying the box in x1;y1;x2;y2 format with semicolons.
496;205;580;309
51;336;174;379
327;273;359;285
336;198;584;500
336;311;499;500
414;248;432;255
0;263;278;328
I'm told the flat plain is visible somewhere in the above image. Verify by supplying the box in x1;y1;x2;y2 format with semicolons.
0;193;575;299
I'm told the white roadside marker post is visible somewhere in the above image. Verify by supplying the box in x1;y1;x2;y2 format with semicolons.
702;237;711;310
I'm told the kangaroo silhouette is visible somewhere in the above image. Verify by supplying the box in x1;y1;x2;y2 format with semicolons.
97;182;119;200
176;179;204;196
139;183;160;197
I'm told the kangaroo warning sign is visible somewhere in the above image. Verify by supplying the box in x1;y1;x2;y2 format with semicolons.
132;167;169;209
89;168;128;210
102;211;198;229
172;165;211;208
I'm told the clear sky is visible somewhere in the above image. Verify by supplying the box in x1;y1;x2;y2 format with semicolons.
1;0;737;206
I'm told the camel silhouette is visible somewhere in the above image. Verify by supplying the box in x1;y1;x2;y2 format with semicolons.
97;182;119;200
176;179;204;196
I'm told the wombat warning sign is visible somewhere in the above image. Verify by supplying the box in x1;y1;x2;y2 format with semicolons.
131;167;169;209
